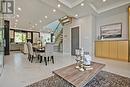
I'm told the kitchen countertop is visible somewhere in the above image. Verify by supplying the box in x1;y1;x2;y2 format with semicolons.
95;39;128;41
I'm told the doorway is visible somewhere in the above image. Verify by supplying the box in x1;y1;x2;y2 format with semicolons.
71;26;79;55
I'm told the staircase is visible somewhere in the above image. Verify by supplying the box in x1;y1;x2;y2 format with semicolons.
48;16;72;52
54;29;63;52
59;16;72;26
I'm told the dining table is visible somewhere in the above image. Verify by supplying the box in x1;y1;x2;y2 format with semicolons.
32;45;46;64
33;45;45;52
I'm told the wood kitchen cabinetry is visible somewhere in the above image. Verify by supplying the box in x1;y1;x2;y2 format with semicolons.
101;41;109;58
95;41;102;57
117;41;128;61
95;40;128;61
109;41;118;59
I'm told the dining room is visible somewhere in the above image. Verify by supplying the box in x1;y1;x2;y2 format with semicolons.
9;28;56;65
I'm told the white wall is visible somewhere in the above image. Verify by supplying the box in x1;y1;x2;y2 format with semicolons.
96;5;128;40
63;5;128;56
63;15;96;56
63;25;71;54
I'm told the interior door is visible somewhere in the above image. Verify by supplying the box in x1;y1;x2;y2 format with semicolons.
71;26;79;55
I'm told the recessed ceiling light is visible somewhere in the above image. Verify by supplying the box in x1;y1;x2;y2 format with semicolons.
18;7;22;11
102;0;106;2
58;4;61;8
75;14;78;17
39;20;42;23
53;9;56;12
15;19;18;22
16;15;20;18
45;16;48;19
35;24;37;26
81;3;84;6
15;23;17;25
32;26;34;28
14;26;16;27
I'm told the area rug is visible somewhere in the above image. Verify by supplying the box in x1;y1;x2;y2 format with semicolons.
26;71;130;87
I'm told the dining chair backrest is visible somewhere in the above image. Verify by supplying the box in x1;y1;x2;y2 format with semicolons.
45;43;54;56
24;43;28;54
75;49;81;56
27;41;33;55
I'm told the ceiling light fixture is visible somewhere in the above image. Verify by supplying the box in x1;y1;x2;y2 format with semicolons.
15;19;18;22
45;16;48;19
15;23;17;25
18;7;22;11
53;9;56;12
75;14;78;17
16;15;20;18
81;3;84;6
39;20;42;23
35;24;37;26
32;26;34;28
102;0;106;2
58;4;61;8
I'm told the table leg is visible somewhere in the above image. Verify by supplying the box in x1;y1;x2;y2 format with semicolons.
44;57;47;65
48;57;49;61
51;56;54;64
40;56;42;63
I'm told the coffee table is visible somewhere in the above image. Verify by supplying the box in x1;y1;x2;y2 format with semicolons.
53;62;105;87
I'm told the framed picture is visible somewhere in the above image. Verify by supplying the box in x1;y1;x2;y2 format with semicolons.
100;23;122;39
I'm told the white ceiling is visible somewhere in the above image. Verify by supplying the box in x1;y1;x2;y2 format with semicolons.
8;0;65;31
90;0;130;13
6;0;130;32
58;0;85;8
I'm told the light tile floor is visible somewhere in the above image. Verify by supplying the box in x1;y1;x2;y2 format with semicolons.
0;51;130;87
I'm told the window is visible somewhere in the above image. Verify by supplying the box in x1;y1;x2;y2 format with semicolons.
0;30;4;49
22;32;27;42
42;33;51;43
15;32;27;43
33;33;39;43
0;30;3;43
40;33;51;47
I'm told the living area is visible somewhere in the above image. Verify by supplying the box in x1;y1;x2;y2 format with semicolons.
0;0;130;87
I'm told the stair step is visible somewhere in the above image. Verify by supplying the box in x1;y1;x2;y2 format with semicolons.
59;16;72;25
